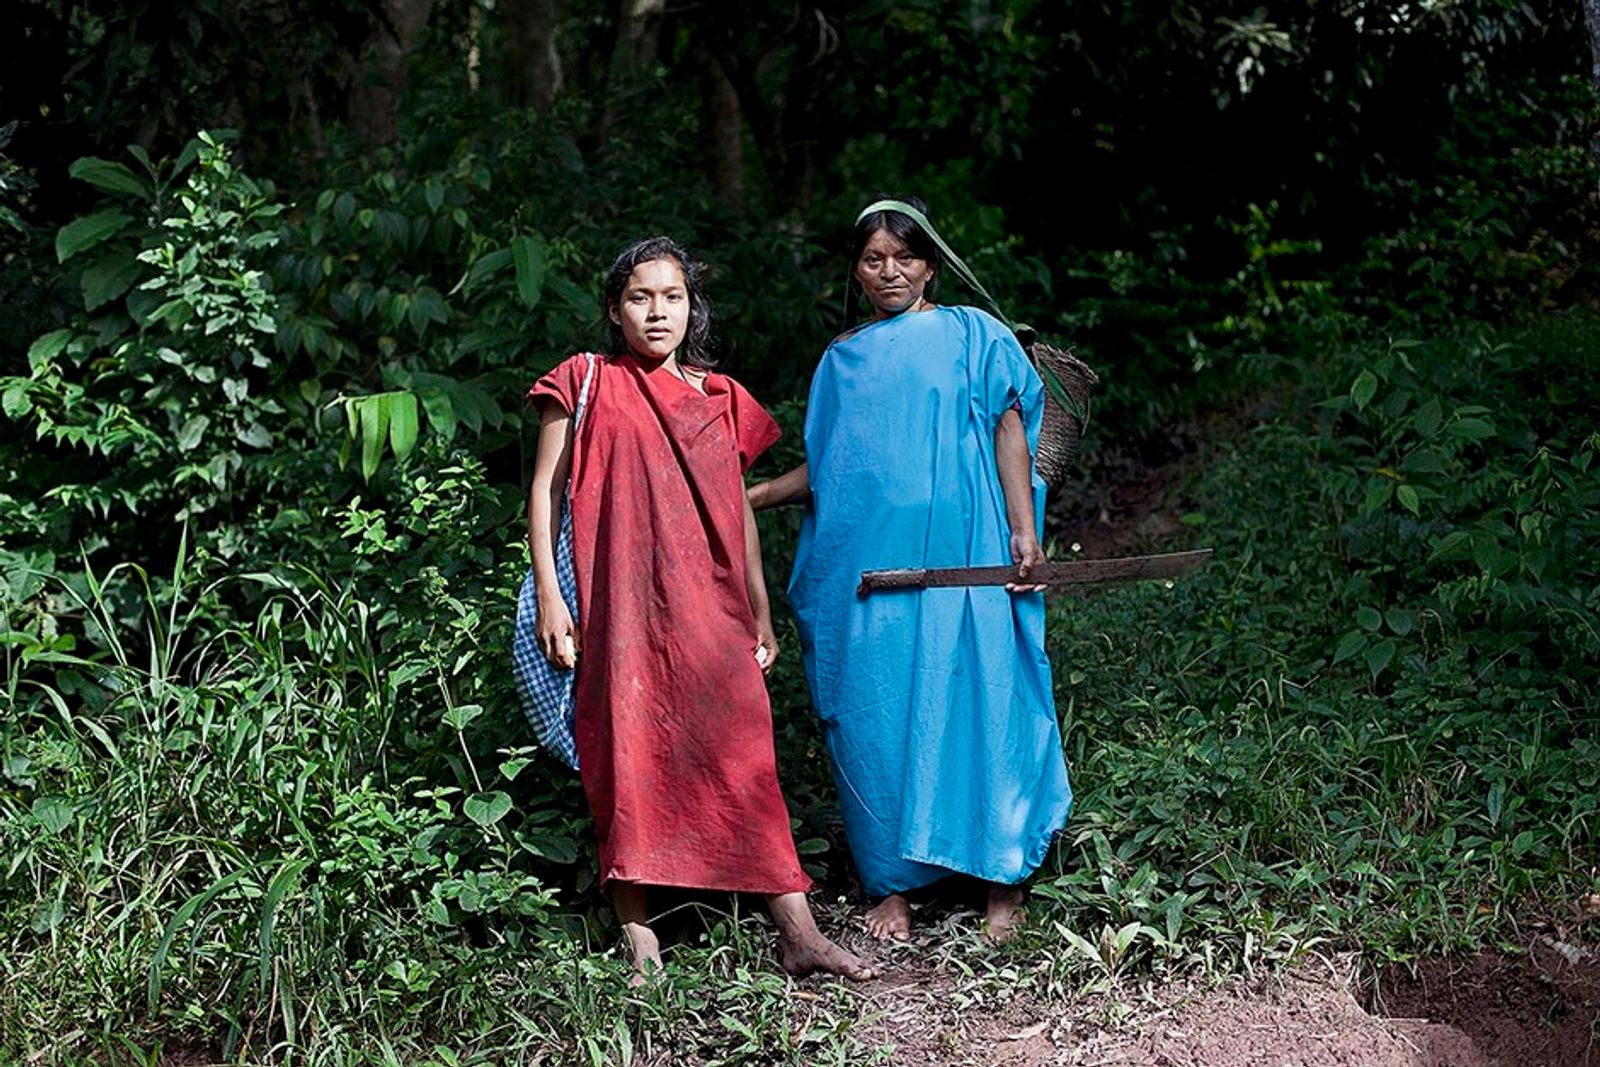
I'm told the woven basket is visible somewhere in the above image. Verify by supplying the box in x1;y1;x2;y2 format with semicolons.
1021;332;1098;489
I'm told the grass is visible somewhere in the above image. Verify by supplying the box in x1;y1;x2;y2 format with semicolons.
3;312;1597;1064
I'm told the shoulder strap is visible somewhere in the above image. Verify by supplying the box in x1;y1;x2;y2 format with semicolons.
573;352;599;430
855;199;1018;331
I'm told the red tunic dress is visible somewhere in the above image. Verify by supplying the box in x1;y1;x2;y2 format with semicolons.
529;353;810;894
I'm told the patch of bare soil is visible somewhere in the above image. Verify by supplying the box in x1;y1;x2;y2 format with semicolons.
800;845;1597;1063
837;946;1490;1066
1372;936;1600;1067
1044;397;1262;561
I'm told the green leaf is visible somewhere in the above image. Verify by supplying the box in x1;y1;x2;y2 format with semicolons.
463;791;512;828
453;247;513;296
511;235;547;309
176;415;209;452
68;156;150;198
1355;606;1382;632
1384;608;1417;636
1450;417;1496;442
360;395;390;481
419;388;457;444
80;249;143;310
408;288;450;336
1412;397;1443;438
2;384;31;418
548;275;600;320
796;837;830;855
148;866;253;1011
1428;530;1472;564
498;758;532;782
1396;484;1420;516
387;391;419;460
1364;639;1396;679
1349;370;1379;410
257;858;311;990
28;329;73;372
237;422;272;449
518;831;578;864
1361;480;1393;514
1401;447;1448;475
442;703;484;731
1332;631;1366;664
32;796;74;834
56;210;133;263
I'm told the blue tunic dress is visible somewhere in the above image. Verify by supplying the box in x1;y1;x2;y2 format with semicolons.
789;305;1073;897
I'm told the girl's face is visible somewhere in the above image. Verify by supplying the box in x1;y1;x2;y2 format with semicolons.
610;257;690;360
854;228;935;319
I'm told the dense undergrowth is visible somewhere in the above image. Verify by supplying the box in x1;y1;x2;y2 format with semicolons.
3;7;1599;1060
3;304;1597;1064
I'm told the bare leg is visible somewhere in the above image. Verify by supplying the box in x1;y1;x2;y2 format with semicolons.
611;882;662;986
766;892;878;980
984;884;1026;944
863;893;913;941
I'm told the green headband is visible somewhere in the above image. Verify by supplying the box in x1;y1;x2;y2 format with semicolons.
854;198;1011;329
853;200;1083;424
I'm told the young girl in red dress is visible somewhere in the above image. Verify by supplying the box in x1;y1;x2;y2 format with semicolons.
525;236;874;984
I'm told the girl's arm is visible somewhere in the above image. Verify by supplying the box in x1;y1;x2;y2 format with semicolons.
743;494;779;674
527;404;580;668
746;462;809;511
994;408;1047;593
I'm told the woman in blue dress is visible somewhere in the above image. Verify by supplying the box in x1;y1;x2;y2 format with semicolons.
750;198;1072;942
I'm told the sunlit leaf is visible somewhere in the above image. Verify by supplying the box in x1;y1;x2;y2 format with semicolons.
463;791;512;828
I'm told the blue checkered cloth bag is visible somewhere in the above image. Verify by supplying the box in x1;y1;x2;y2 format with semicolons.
513;353;597;770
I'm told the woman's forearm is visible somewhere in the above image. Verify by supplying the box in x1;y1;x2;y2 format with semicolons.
748;462;810;510
742;495;772;622
994;409;1036;535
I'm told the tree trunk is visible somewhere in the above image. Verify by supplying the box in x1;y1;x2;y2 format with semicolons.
701;50;745;211
610;0;666;78
592;0;666;145
1588;0;1600;99
348;0;436;148
504;0;563;108
1586;0;1600;169
772;5;843;214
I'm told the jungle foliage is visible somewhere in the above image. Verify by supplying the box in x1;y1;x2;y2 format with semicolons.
1;0;1598;1062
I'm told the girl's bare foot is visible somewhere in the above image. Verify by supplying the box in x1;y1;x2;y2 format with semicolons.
623;921;664;987
864;894;913;940
765;890;878;980
779;931;878;981
983;885;1026;944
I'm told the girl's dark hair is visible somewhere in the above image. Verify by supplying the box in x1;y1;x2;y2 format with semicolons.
846;194;941;314
602;236;716;368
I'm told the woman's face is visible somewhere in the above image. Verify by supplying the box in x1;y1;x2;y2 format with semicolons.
854;228;935;319
610;256;690;360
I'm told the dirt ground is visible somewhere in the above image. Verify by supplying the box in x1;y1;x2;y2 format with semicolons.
829;922;1599;1066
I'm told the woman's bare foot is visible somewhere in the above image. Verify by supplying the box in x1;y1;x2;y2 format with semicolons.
864;894;913;941
983;885;1026;944
622;921;664;987
779;931;878;981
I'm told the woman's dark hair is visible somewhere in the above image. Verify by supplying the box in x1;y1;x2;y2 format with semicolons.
602;236;716;368
846;194;941;314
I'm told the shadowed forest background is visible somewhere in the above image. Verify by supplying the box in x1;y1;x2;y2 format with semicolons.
2;1;1599;1063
